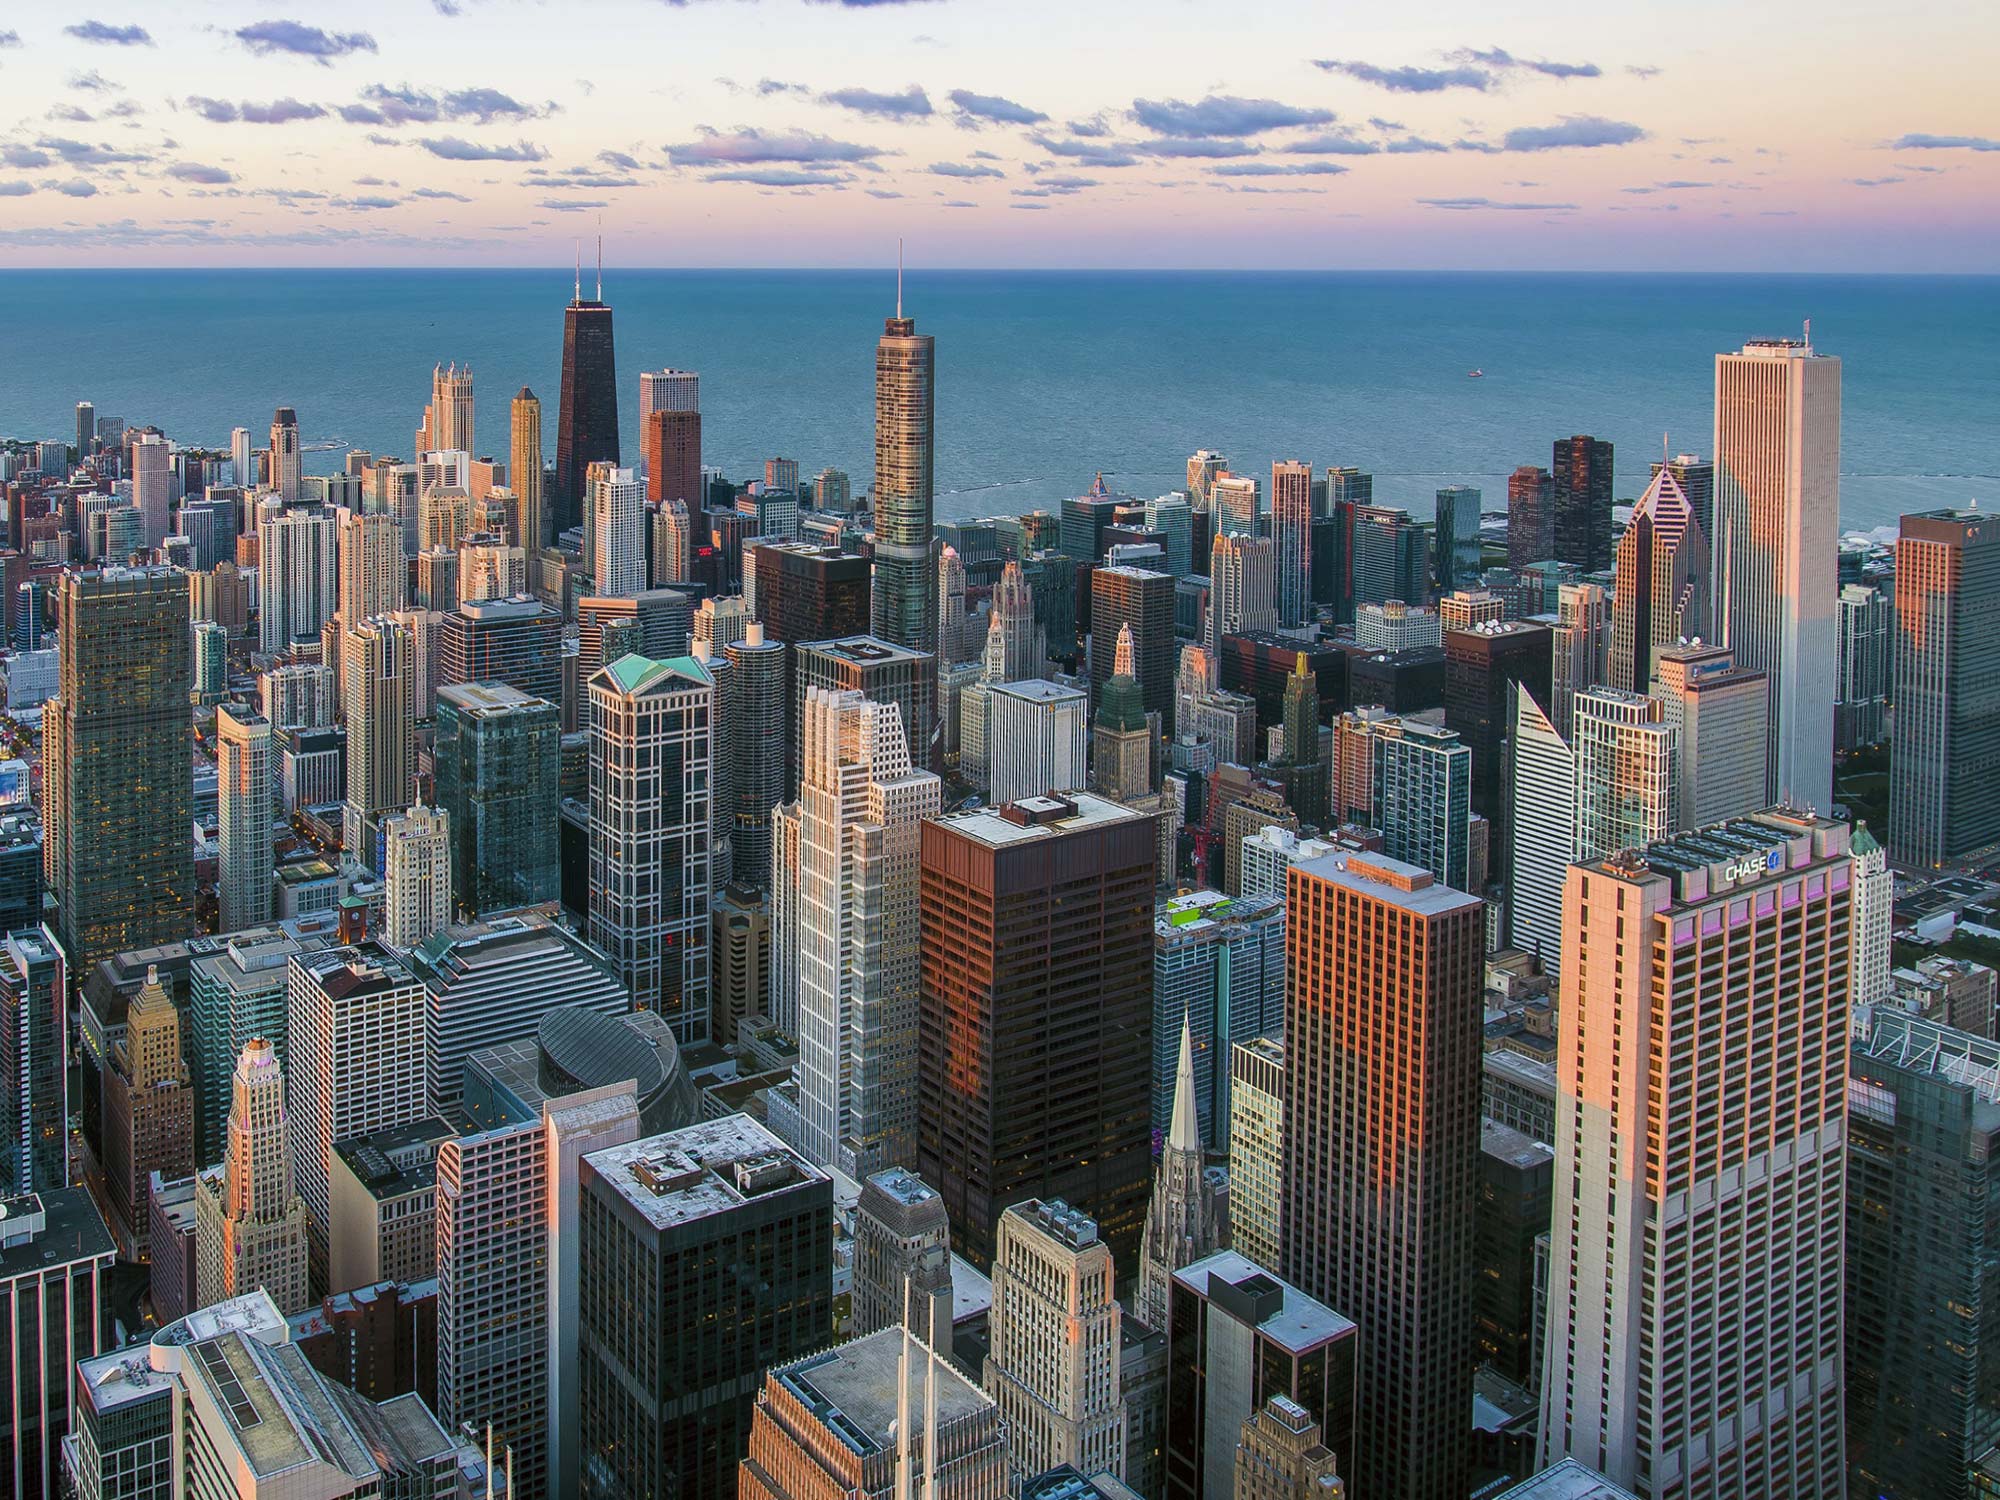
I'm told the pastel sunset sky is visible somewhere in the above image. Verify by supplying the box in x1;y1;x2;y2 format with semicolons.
1;0;1995;269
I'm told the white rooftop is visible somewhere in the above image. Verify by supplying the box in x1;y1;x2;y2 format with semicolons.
934;790;1142;848
584;1112;828;1231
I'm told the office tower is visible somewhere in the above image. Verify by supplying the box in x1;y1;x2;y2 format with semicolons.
1713;336;1841;809
784;688;941;1177
587;653;714;1040
192;618;229;703
1137;1020;1223;1332
919;794;1156;1270
1152;888;1285;1145
695;593;751;650
1654;642;1769;829
1848;1010;2000;1500
1652;452;1716;547
654;498;693;586
1234;1397;1347;1500
193;1037;311;1314
0;929;64;1196
439;595;564;705
288;942;429;1289
706;884;768;1048
458;530;526;602
1507;464;1555;565
1187;450;1226;511
1550;435;1614;573
587;462;644;597
577;1118;833;1500
510;386;547;551
1834;582;1890;750
1445;618;1552;820
983;1199;1126;1480
1145;493;1195;578
1474;1120;1555;1386
759;456;797;496
1212;474;1260;538
1608;466;1710;694
1;1188;115;1500
738;486;801;543
430;361;473;452
1271;461;1315;627
1350;505;1428;609
1227;1037;1285;1272
382;804;451;949
436;1116;551;1497
270;405;301;501
852;1166;954;1346
794;635;938;787
228;422;252;489
1354;599;1442;650
743;1334;1010;1500
1890;509;1999;866
101;965;195;1256
185;930;320;1163
747;541;873;643
1572;687;1677;854
1549;581;1608;738
979;558;1035;681
1277;652;1330;825
988;680;1089;803
74;399;95;458
1061;474;1126;563
1284;850;1483;1500
1505;685;1574;962
44;568;193;977
936;545;971;661
1093;565;1176;733
1094;656;1152;802
215;706;274;933
433;682;559;917
872;291;937;653
1434;484;1483;593
1164;1250;1359;1500
1207;533;1279;661
341;616;416;869
1369;716;1474;891
257;499;339;651
556;259;620;536
132;431;172;548
1851;822;1893;1008
1539;811;1851;1495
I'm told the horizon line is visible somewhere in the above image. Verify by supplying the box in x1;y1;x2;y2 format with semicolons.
1;264;1996;279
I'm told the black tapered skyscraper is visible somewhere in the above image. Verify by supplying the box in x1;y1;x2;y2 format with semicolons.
555;247;620;537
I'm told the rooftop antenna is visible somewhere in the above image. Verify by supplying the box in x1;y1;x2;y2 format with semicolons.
1663;430;1670;465
596;220;603;302
1803;316;1811;349
897;236;904;320
573;241;581;304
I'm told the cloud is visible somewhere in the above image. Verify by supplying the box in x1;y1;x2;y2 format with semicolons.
866;188;903;199
1138;137;1261;159
339;194;400;210
0;181;31;196
419;136;547;161
1891;133;2000;151
54;177;101;196
68;70;121;92
948;88;1046;126
929;160;1003;179
1627;65;1662;80
36;135;148;163
1456;46;1601;80
168;161;236;184
1420;195;1577;211
1498;115;1645;151
1131;94;1335;136
703;167;847;186
1315;61;1489;93
186;96;242;122
340;84;547;126
1;145;52;168
1028;134;1139;166
1385;136;1451;153
1065;116;1110;138
523;171;637;188
0;31;20;48
438;87;547;123
233;21;378;63
1849;176;1907;188
821;85;931;119
240;98;327;124
1013;173;1098;196
941;198;974;208
538;197;610;211
64;21;153;46
410;186;472;200
665;127;883;165
1211;161;1348;177
597;150;642;170
1010;202;1049;211
48;106;96;123
1282;133;1382;156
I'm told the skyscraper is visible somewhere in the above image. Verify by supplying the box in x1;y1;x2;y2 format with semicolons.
433;682;560;917
0;928;65;1195
1227;1036;1285;1273
511;386;546;552
919;794;1156;1271
1349;504;1428;610
1507;465;1555;567
1284;850;1483;1500
214;705;274;934
1888;508;1999;867
336;504;407;627
1;1187;115;1500
1608;466;1710;694
1092;565;1176;735
872;284;937;653
556;257;620;536
382;803;452;949
587;653;714;1041
1544;815;1852;1496
992;559;1040;680
1713;336;1841;810
1371;715;1474;892
1233;1397;1348;1500
653;498;693;586
430;362;474;453
1272;460;1314;628
589;462;645;598
101;965;194;1257
1653;641;1769;829
1834;582;1890;751
1212;474;1260;538
1186;450;1226;511
782;687;941;1177
131;431;172;550
1434;484;1483;593
794;635;938;789
270;405;301;502
44;567;193;978
341;615;417;870
1571;687;1677;856
1550;434;1613;573
257;499;338;652
1549;581;1608;738
193;1037;311;1314
1208;532;1279;663
723;625;788;887
850;1166;954;1346
1444;618;1553;821
987;680;1089;803
1851;822;1893;1009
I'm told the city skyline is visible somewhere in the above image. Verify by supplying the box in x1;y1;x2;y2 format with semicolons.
0;2;1992;272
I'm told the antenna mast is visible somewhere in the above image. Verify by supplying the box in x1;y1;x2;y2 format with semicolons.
573;241;580;304
596;222;604;302
897;237;904;320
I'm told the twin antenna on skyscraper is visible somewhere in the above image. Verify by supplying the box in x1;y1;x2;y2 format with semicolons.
572;225;603;303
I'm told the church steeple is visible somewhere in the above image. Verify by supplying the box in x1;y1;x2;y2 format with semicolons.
1168;1015;1202;1154
1135;1013;1225;1330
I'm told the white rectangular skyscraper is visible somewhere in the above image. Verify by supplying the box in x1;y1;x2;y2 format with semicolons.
1712;337;1839;812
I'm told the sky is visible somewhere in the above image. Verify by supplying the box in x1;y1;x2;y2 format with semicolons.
0;0;1995;271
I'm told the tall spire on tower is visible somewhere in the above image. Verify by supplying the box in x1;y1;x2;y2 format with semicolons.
573;240;581;304
596;227;603;302
1168;1014;1201;1153
897;236;904;320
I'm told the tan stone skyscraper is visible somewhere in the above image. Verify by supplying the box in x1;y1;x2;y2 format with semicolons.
270;405;301;500
1234;1396;1347;1500
1283;850;1483;1500
102;965;195;1256
195;1037;310;1314
511;386;545;551
430;362;474;453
